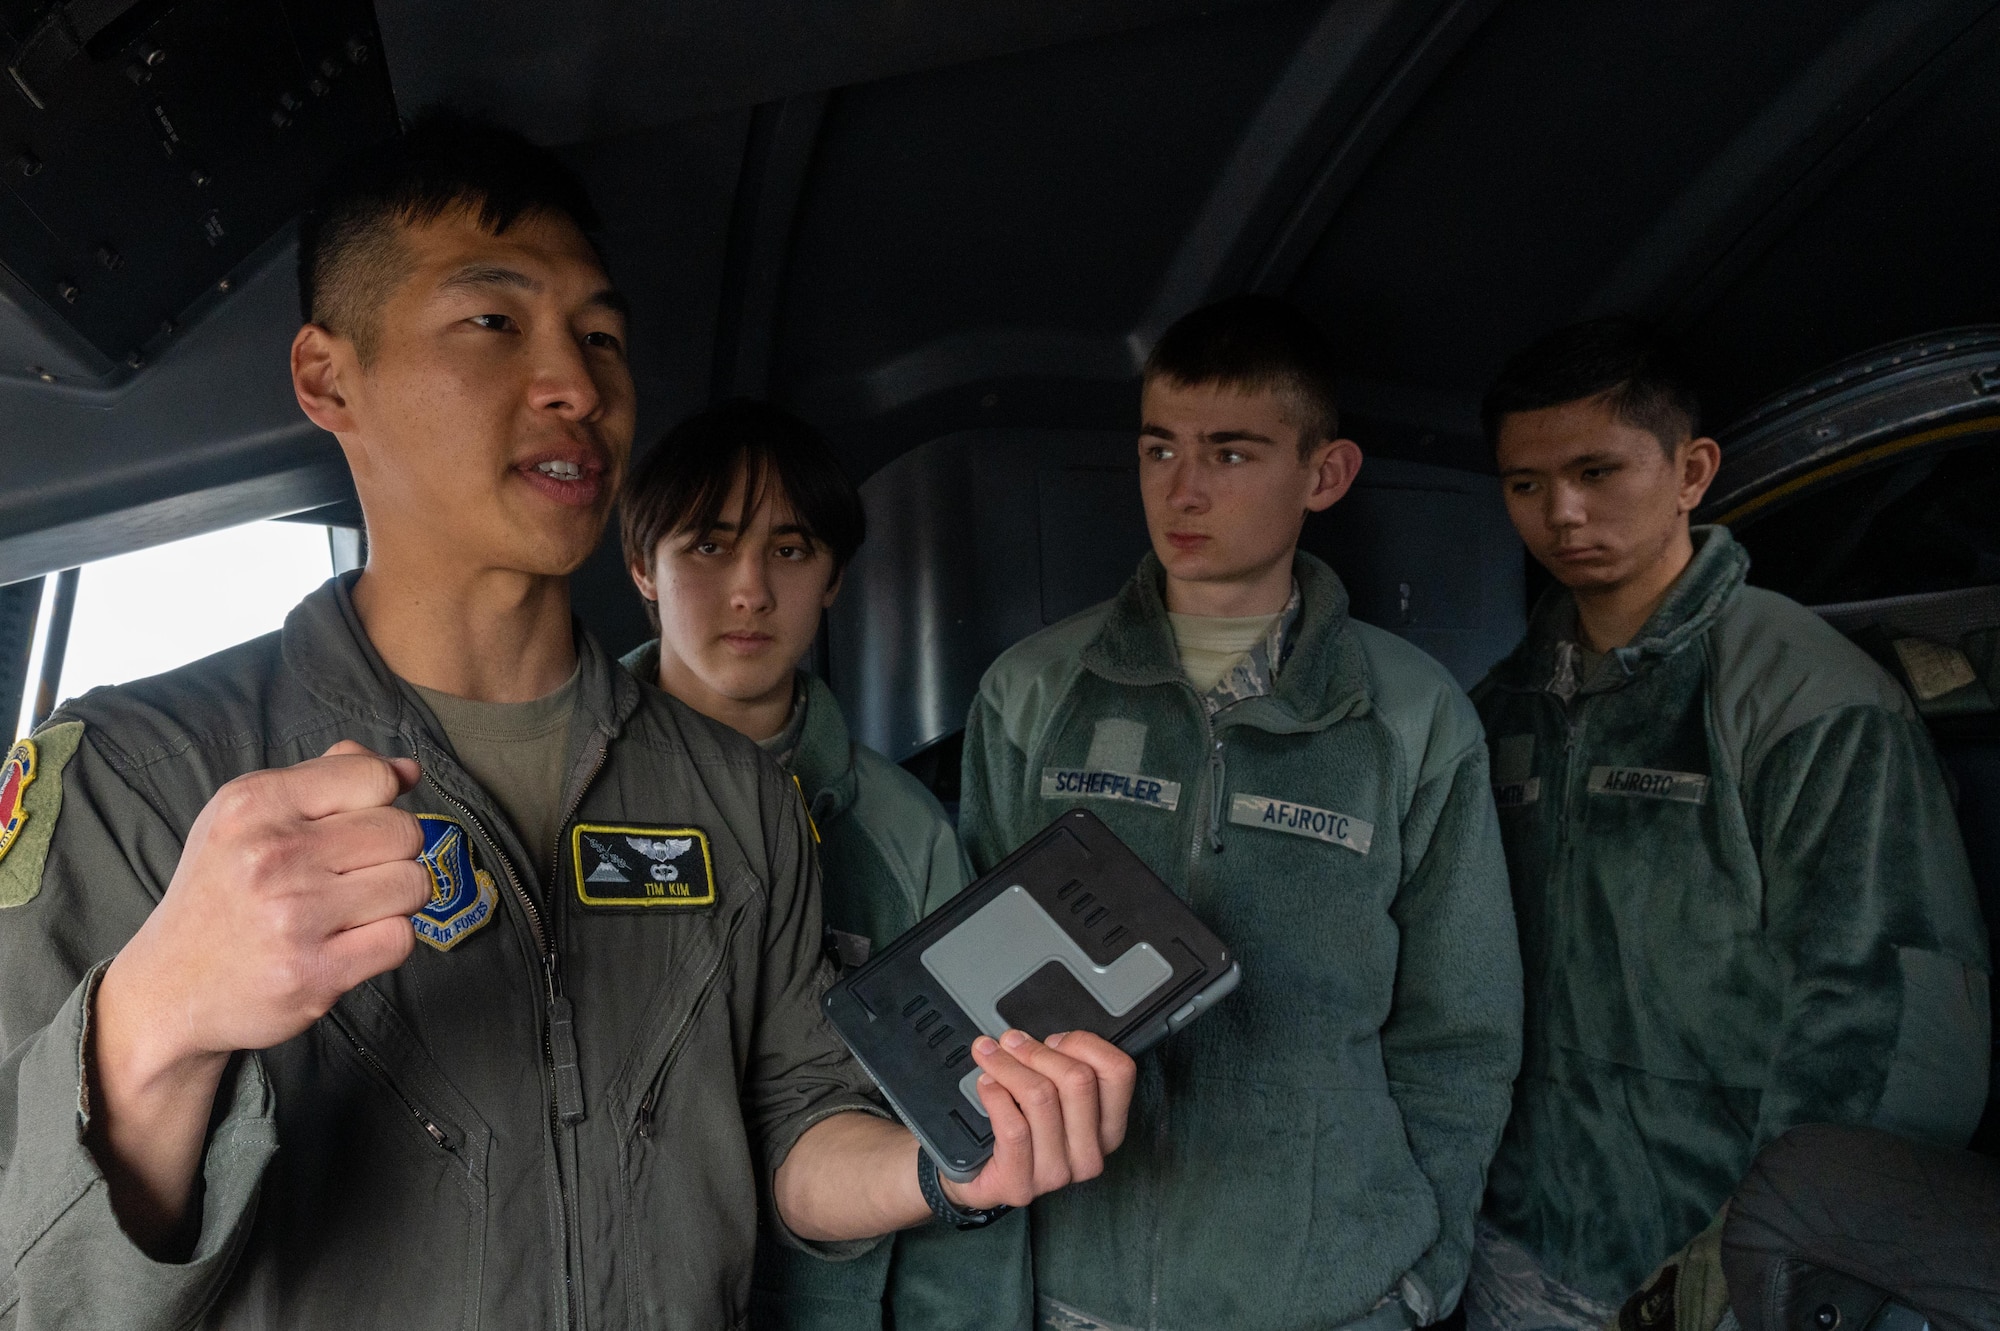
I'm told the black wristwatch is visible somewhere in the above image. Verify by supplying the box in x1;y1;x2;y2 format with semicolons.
916;1149;1011;1229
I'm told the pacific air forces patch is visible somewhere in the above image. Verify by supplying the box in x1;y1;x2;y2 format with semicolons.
412;814;498;951
573;824;715;909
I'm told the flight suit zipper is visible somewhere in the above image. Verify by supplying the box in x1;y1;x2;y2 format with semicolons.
334;1022;453;1151
634;909;742;1139
547;739;610;1128
542;739;611;1327
425;771;583;1330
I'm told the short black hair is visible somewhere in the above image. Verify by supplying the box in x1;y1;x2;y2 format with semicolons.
1481;317;1701;455
1144;294;1340;454
297;109;602;360
619;400;866;631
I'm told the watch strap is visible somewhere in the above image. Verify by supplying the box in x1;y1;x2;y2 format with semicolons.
916;1147;1011;1229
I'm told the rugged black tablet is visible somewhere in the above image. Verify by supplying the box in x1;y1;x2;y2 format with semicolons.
823;808;1241;1182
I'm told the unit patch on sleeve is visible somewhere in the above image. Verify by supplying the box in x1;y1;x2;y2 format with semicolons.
1587;766;1709;805
0;722;84;909
1040;768;1181;812
0;738;40;866
413;815;499;951
573;824;716;908
1228;793;1374;855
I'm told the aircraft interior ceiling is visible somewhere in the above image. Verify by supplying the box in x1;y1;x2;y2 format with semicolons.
5;0;2000;757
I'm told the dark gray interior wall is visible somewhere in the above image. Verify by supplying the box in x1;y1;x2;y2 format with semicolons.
0;233;351;588
827;430;1523;764
1299;458;1526;686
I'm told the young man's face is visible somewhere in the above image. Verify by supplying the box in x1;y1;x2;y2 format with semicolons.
297;206;636;579
631;467;840;713
1137;378;1358;595
1495;394;1719;593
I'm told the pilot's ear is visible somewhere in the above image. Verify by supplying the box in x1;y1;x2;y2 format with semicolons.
292;324;356;434
821;566;844;610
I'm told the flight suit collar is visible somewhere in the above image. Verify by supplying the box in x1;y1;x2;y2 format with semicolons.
1494;524;1749;697
1080;549;1372;731
281;571;642;794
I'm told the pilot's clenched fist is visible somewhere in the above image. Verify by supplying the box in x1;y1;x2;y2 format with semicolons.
109;739;431;1054
90;740;432;1246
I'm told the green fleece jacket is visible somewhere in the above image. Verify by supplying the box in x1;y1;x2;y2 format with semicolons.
621;648;1031;1331
1472;526;1992;1304
960;552;1522;1331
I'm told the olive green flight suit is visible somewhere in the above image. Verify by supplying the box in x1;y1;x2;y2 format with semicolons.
0;576;884;1330
621;648;1033;1331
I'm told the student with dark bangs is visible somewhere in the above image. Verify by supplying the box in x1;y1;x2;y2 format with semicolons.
620;399;1033;1331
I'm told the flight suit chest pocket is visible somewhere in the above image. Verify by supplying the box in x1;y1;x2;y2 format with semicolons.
287;988;491;1331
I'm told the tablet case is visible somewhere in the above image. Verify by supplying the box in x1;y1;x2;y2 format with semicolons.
823;808;1241;1182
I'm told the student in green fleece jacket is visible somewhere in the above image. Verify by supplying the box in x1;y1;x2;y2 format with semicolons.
1468;318;1991;1331
960;295;1523;1331
621;399;1031;1331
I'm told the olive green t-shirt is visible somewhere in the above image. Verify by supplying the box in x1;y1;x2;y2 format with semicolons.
411;665;580;871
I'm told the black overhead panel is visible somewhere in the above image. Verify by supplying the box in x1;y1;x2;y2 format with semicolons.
1288;0;1891;408
772;0;1329;480
374;0;1285;146
1685;25;2000;428
0;0;397;368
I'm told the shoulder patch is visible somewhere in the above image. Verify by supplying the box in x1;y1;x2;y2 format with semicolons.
413;814;499;951
573;824;716;908
0;721;85;908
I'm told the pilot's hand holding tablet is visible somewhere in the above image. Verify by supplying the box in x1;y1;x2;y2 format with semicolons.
825;809;1240;1185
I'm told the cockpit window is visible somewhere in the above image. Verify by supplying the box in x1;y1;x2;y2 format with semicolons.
1730;435;2000;606
11;519;346;740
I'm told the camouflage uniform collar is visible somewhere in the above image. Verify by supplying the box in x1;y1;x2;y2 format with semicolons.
757;674;812;768
1200;582;1302;716
1081;550;1370;730
1491;525;1750;698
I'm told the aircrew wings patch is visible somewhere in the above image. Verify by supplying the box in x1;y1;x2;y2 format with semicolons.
573;824;715;908
0;721;84;909
412;814;499;951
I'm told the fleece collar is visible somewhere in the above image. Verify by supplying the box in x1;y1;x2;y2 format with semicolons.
1490;524;1749;696
284;571;640;760
787;672;860;824
1080;550;1372;733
